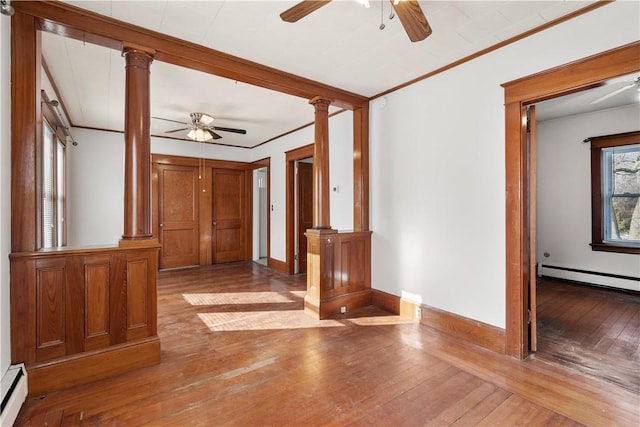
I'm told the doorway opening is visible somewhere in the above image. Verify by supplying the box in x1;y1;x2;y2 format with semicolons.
294;158;313;274
531;76;640;391
285;143;314;274
502;43;640;365
253;166;269;266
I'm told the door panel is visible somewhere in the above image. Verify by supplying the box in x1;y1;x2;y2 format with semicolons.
213;169;245;263
158;165;199;269
297;162;313;273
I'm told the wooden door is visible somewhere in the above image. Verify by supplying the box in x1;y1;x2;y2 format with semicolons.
158;164;199;269
212;169;245;263
527;105;538;352
297;162;313;273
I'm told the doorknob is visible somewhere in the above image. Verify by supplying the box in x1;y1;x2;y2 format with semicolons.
159;223;163;227
213;221;217;226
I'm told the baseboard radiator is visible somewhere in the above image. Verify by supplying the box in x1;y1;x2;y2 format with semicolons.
539;264;640;293
0;364;28;427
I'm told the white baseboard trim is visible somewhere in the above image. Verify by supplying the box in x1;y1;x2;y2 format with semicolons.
0;364;28;427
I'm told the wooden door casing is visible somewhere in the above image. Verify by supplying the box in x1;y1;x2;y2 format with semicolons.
157;164;199;269
297;162;313;273
212;168;246;264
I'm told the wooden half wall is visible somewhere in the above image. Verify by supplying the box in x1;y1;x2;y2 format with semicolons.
10;244;161;396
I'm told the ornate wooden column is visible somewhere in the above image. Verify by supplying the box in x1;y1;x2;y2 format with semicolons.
305;96;335;318
309;96;332;229
121;43;155;243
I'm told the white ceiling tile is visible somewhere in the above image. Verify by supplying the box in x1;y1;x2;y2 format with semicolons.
452;1;509;19
538;0;598;22
493;14;546;42
498;1;550;23
65;0;112;17
110;1;167;31
456;10;511;43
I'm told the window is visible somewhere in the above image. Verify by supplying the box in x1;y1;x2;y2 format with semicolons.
41;91;67;248
590;131;640;254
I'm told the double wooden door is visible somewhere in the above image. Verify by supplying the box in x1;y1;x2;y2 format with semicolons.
157;163;248;269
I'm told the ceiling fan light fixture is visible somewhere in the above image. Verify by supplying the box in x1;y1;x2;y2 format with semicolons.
356;0;371;9
187;128;213;142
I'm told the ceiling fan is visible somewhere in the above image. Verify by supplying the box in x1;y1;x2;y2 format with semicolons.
280;0;432;42
590;76;640;105
153;112;247;142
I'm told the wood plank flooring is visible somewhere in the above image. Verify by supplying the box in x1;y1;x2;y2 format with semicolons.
536;277;640;393
14;263;640;426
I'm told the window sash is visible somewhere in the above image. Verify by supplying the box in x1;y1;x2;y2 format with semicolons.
590;132;640;254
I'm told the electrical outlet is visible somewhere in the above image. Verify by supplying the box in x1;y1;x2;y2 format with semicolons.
340;306;347;314
415;307;422;320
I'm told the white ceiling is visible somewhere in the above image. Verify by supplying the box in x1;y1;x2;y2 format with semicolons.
39;0;636;149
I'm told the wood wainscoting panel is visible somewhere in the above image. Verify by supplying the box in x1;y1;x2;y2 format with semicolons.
83;255;111;351
10;243;160;396
126;259;148;337
35;258;67;362
305;230;372;318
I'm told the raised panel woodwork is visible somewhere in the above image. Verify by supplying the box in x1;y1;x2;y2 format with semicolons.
10;244;160;395
158;164;199;269
84;255;110;350
321;237;335;292
126;258;149;339
212;169;246;263
35;258;66;361
305;230;372;318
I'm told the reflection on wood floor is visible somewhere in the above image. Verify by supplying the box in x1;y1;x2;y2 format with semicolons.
536;277;640;393
15;263;640;426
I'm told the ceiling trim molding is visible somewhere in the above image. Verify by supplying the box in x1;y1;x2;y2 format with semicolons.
14;0;368;110
371;0;612;101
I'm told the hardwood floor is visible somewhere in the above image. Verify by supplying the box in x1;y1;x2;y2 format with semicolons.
536;277;640;393
15;263;640;426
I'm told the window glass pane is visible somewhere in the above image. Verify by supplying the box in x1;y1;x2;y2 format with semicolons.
57;140;65;245
42;121;55;248
604;144;640;243
611;145;640;195
611;197;640;241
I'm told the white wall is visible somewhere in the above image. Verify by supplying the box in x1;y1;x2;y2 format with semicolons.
537;104;640;291
369;1;640;329
67;112;353;253
250;110;354;262
66;128;249;246
0;10;12;380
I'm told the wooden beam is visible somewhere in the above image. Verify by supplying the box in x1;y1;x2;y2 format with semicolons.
14;1;368;110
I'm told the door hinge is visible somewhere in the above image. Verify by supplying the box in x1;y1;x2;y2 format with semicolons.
527;309;532;325
294;254;298;261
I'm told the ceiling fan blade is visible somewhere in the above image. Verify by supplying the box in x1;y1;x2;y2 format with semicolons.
280;0;332;22
589;82;635;105
213;126;247;135
207;129;223;140
152;116;188;125
165;127;190;134
391;0;432;42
